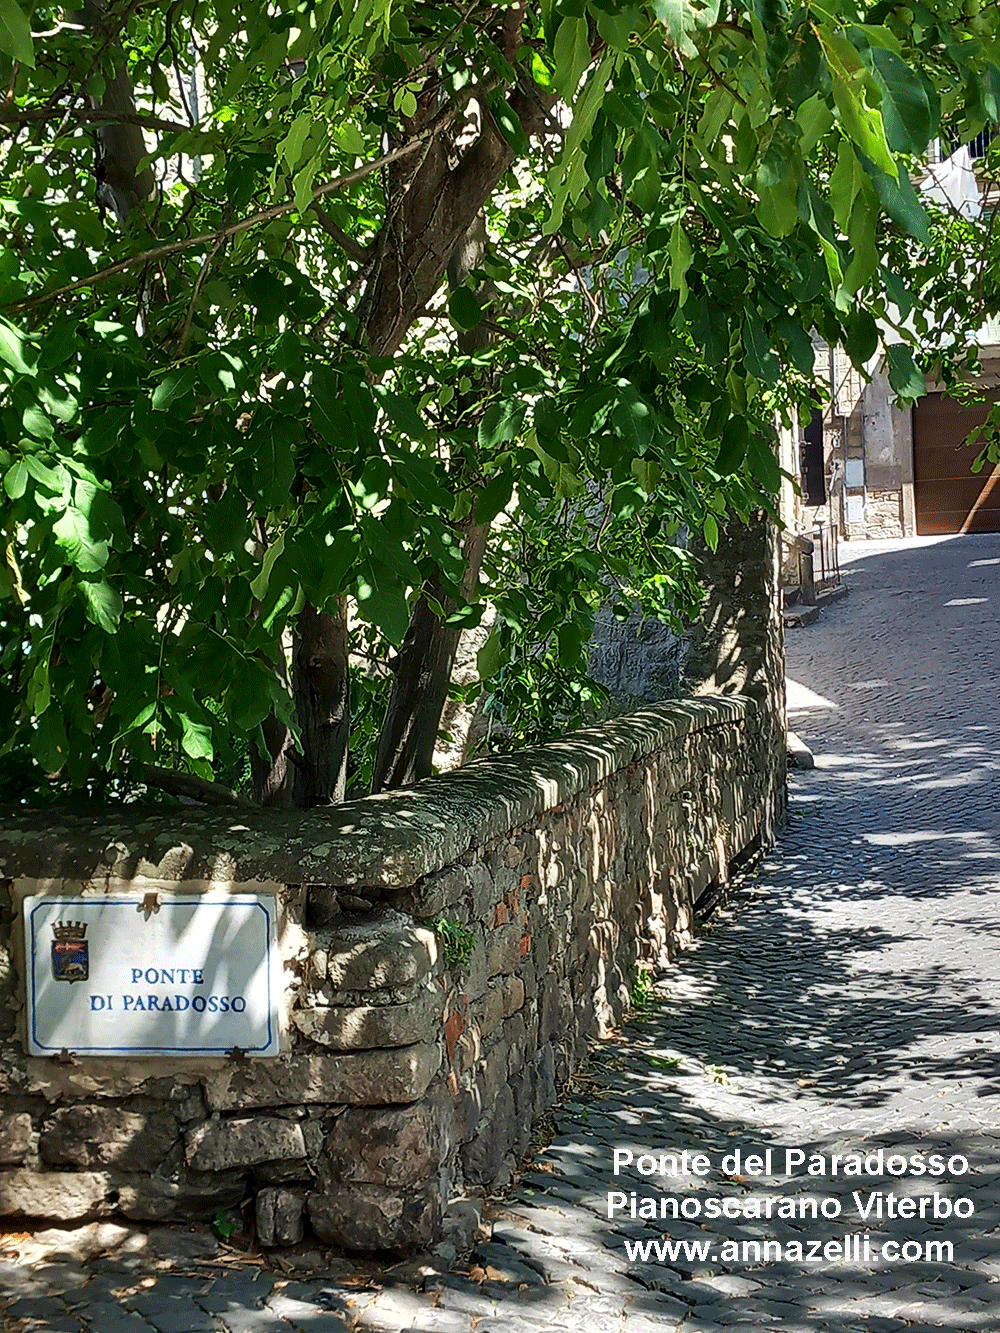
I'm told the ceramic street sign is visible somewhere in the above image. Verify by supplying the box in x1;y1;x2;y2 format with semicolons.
24;894;280;1057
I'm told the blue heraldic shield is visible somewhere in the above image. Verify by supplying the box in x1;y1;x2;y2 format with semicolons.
51;922;88;983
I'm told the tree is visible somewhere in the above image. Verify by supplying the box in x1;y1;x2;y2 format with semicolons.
0;0;997;805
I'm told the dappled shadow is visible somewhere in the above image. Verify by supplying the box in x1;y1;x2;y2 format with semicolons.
5;533;998;1332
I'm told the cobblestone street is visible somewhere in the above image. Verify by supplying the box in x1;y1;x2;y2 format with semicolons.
4;533;999;1333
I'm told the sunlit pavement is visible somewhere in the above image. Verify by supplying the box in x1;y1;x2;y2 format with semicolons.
3;533;999;1332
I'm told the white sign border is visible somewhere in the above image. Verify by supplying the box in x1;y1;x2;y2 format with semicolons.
23;893;281;1058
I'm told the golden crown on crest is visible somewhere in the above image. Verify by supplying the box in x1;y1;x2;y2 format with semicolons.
52;921;87;941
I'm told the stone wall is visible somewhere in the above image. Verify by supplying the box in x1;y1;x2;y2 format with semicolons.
0;695;782;1252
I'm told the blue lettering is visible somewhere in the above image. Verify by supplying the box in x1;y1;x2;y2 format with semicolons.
161;997;172;1011
174;995;190;1011
220;997;230;1013
147;995;160;1011
160;968;174;984
89;995;106;1011
133;996;145;1011
131;969;143;984
192;969;204;984
208;996;218;1013
123;995;135;1011
192;996;206;1013
231;997;246;1013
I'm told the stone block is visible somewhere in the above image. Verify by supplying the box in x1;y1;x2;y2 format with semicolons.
532;1043;557;1117
291;988;438;1050
466;863;497;919
256;1187;306;1247
486;925;521;977
185;1117;307;1171
396;866;469;917
460;1082;515;1184
322;1098;455;1188
307;887;342;926
40;1106;178;1172
116;1170;248;1222
321;914;438;991
0;1112;32;1164
205;1044;441;1111
308;1180;441;1251
0;1169;109;1221
502;975;525;1018
478;983;504;1042
538;973;566;1044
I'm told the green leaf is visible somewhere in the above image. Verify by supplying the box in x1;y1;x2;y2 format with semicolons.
279;112;313;172
651;0;699;57
819;30;897;179
885;343;925;400
845;309;878;368
180;711;214;761
0;0;33;67
249;532;286;600
479;401;525;450
612;383;654;454
53;507;110;573
476;627;503;680
355;564;409;643
717;416;749;475
669;221;693;304
829;140;866;232
151;367;197;412
225;657;279;732
312;367;357;450
747;435;781;493
79;576;123;633
743;314;779;387
448;287;482;332
377;388;427;439
550;16;590;98
703;512;719;552
4;459;28;500
858;153;929;243
476;470;514;524
239;417;297;509
871;49;932;155
32;705;69;773
0;315;33;374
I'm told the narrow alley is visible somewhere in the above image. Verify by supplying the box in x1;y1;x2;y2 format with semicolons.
4;534;999;1333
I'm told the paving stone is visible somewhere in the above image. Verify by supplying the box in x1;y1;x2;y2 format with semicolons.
4;1298;75;1320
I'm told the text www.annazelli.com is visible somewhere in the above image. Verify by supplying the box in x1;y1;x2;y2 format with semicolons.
623;1236;954;1265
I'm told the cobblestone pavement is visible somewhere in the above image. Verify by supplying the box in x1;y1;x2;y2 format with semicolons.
4;533;999;1333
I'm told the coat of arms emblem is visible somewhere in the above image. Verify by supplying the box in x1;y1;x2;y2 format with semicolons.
51;921;88;983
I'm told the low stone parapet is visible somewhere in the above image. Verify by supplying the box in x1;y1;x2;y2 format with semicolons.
0;694;782;1250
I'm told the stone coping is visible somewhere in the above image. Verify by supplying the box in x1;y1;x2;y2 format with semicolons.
0;695;754;890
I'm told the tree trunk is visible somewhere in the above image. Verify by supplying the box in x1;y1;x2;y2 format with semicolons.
74;1;155;224
370;523;489;791
292;599;350;805
369;213;496;793
682;509;787;837
249;643;297;807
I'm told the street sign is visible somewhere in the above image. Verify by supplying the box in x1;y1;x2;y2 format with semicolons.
23;894;280;1057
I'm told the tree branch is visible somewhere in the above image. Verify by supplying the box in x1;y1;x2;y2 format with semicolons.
0;106;192;133
142;764;253;807
307;199;372;264
7;110;468;313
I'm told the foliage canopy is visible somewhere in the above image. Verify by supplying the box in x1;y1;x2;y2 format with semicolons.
0;0;997;803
